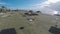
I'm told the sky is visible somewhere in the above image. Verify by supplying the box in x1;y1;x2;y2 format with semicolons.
30;0;60;14
0;0;60;14
0;0;46;9
30;0;60;10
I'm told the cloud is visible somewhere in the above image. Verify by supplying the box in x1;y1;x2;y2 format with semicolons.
30;0;60;14
0;2;6;4
0;0;1;1
31;0;60;8
48;0;60;3
40;0;60;11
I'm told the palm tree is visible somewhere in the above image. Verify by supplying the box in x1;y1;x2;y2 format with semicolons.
29;10;33;13
1;6;6;8
36;11;41;13
0;8;2;12
0;6;7;13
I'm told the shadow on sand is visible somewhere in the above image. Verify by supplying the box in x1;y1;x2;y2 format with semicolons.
48;26;60;34
0;28;17;34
